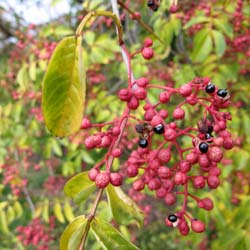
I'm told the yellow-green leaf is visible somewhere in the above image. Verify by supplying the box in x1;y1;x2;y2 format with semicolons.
106;185;144;227
42;36;85;137
91;217;140;250
64;200;75;222
212;30;226;58
60;216;86;250
54;200;65;223
64;172;96;204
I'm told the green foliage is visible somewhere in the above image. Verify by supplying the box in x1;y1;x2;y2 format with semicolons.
42;36;85;137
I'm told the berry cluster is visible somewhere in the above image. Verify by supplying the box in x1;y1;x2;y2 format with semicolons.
16;217;55;250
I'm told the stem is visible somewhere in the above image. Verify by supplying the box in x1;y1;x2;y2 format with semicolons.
76;10;123;45
78;189;104;250
117;0;164;44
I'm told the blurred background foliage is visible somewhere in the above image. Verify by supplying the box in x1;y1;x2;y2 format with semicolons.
0;0;249;249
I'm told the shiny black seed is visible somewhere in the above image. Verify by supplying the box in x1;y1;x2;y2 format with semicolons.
217;89;228;98
147;0;154;7
205;133;213;143
205;84;215;93
199;142;209;153
153;124;165;134
139;138;148;148
135;124;145;134
152;5;158;11
168;214;178;223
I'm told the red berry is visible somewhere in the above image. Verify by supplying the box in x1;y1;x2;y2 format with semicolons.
158;148;171;163
164;193;176;205
193;176;206;188
88;168;99;181
141;47;154;60
133;179;145;191
173;108;185;120
81;118;91;129
159;91;170;103
137;77;149;87
95;172;110;188
112;148;122;157
127;95;139;110
110;173;123;186
158;166;172;179
118;88;132;101
143;38;153;47
191;219;205;233
198;197;214;210
208;146;223;162
134;87;147;100
207;175;220;189
179;84;192;97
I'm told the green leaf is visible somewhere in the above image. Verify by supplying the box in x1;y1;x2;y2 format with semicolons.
213;19;233;39
54;200;65;223
212;30;226;57
184;16;209;29
191;29;213;62
91;217;140;250
106;185;144;227
60;216;86;250
42;36;85;137
64;172;96;204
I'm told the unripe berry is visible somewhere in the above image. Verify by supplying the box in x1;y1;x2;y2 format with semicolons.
81;118;91;129
112;148;122;157
151;115;162;127
198;197;214;210
173;107;185;120
127;95;139;110
148;178;161;190
179;84;192;97
179;161;192;173
208;146;223;162
191;219;205;233
174;172;188;185
207;175;220;189
159;91;170;103
193;176;206;188
143;38;153;47
127;165;138;177
186;152;198;164
110;173;123;186
156;187;167;198
137;77;149;87
118;88;132;101
164;128;176;141
88;168;99;181
134;87;147;100
133;179;145;191
158;148;171;163
164;193;176;205
223;137;234;150
158;166;172;179
141;47;154;60
95;172;110;188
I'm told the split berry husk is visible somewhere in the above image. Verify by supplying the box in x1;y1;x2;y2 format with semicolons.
135;124;145;134
217;89;228;98
139;138;148;148
205;83;215;93
153;124;165;134
199;142;209;153
168;214;178;223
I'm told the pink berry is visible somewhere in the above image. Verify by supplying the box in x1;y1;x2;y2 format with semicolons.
191;219;205;233
95;172;110;188
174;172;188;185
127;165;138;177
164;193;176;205
179;84;192;97
173;107;185;120
88;168;99;181
118;88;132;101
159;91;170;103
164;128;176;141
193;176;206;188
144;38;153;47
207;175;220;189
141;47;154;60
127;95;139;110
198;197;214;210
112;148;122;157
158;148;171;163
158;166;172;179
148;178;161;190
110;173;123;186
133;179;145;191
208;146;223;162
156;187;167;198
81;118;91;129
137;77;149;87
134;87;147;100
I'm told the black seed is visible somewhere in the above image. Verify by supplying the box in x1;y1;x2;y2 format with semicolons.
199;142;209;153
207;125;213;134
168;214;178;223
147;0;154;7
152;5;158;11
153;124;165;134
205;133;213;143
217;89;228;98
139;138;148;148
135;124;145;134
205;83;215;93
